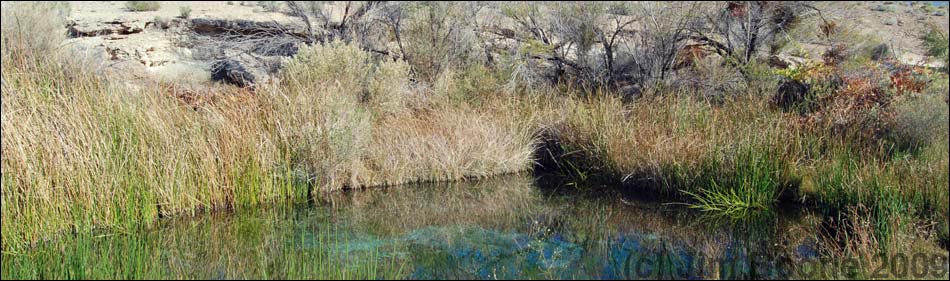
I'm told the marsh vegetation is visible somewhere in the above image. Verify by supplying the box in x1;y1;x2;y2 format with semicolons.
1;1;948;280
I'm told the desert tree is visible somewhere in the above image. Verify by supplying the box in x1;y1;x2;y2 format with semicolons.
492;2;699;90
377;2;484;82
491;2;596;86
689;1;804;67
284;1;384;46
549;2;606;83
611;2;699;88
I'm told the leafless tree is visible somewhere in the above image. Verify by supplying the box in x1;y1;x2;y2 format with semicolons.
689;1;804;67
371;2;484;81
490;2;587;84
611;2;699;88
489;2;699;89
376;2;409;61
284;1;383;45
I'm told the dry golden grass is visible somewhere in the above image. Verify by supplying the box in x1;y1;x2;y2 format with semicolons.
270;42;537;193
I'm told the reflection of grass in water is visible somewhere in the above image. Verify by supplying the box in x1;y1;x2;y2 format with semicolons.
327;175;543;236
0;209;406;279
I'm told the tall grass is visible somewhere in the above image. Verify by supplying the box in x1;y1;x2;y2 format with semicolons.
1;44;301;250
1;2;304;245
1;4;537;249
539;80;947;236
541;94;797;218
682;145;790;220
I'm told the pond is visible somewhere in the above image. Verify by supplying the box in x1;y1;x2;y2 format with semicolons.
1;175;944;279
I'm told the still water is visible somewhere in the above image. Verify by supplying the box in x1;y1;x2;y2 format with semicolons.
0;175;870;279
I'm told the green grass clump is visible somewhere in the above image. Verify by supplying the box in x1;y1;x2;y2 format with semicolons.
125;1;161;12
683;145;791;220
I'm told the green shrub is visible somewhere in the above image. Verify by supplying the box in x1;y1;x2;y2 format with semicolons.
369;59;412;116
922;26;949;71
401;2;480;82
277;42;374;191
275;41;535;192
125;1;160;12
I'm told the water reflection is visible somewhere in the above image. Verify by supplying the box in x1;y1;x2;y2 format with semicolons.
324;175;823;279
3;175;826;280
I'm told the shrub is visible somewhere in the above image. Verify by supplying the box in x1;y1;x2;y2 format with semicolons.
274;41;536;192
152;16;170;29
179;6;192;19
125;1;161;12
278;40;545;190
368;59;412;116
276;42;374;191
921;25;949;71
400;2;481;82
693;2;804;66
871;5;895;12
890;79;950;150
1;2;69;69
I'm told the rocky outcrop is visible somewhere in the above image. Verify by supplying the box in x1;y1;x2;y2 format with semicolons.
768;54;807;69
63;4;307;87
190;18;308;37
67;18;147;37
211;59;256;88
208;53;285;87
